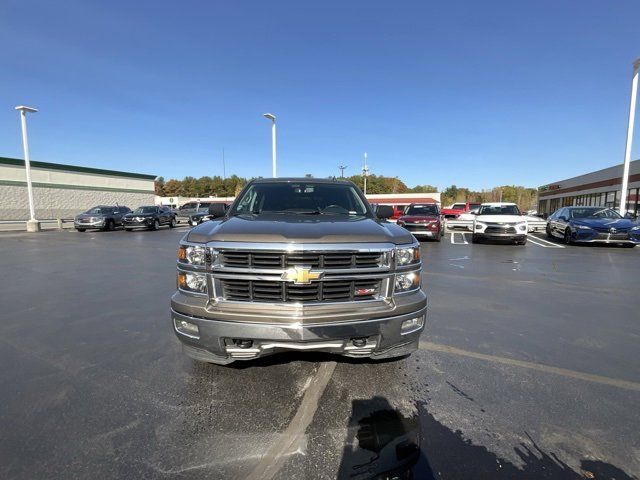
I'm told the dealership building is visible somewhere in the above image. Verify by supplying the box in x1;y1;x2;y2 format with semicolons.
537;159;640;216
0;156;156;220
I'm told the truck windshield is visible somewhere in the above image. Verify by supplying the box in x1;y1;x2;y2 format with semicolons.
478;205;521;215
232;182;368;216
405;205;438;215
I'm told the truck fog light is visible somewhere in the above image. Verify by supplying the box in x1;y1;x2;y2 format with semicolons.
177;272;207;293
475;224;482;230
518;224;527;231
174;318;199;338
394;272;420;292
401;316;424;335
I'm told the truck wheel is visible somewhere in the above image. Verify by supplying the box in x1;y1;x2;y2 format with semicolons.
151;219;160;231
169;217;176;228
516;238;527;245
546;224;553;239
76;228;86;232
104;219;115;231
434;234;441;242
472;234;480;243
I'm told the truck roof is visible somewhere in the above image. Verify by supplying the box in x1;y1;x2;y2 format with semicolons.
249;177;352;184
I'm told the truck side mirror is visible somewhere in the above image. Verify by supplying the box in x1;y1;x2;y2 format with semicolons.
208;203;227;218
376;205;394;219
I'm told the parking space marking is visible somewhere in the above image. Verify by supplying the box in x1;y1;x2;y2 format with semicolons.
245;361;337;480
528;236;565;248
450;232;469;245
419;341;640;392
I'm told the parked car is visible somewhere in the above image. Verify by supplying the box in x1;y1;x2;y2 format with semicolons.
172;177;426;365
546;206;640;246
397;203;443;241
175;201;213;225
123;206;176;231
440;202;481;219
472;202;528;245
74;205;131;232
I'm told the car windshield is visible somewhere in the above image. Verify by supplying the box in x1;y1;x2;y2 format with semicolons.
180;203;196;210
85;207;110;214
232;182;368;216
570;208;622;219
405;205;438;216
478;205;521;215
133;207;156;214
452;204;466;209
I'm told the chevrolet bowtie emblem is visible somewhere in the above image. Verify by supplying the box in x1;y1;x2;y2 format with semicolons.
281;266;323;284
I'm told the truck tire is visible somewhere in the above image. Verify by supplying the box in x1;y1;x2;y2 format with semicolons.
104;219;115;231
151;219;160;231
515;238;527;245
76;228;86;232
472;234;480;243
169;217;176;228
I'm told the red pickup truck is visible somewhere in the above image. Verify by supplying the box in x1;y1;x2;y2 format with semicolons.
440;202;481;219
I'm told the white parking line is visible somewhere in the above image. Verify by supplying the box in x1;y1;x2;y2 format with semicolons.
450;232;469;245
528;236;565;248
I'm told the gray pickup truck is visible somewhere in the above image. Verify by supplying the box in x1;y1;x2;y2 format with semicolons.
171;178;427;365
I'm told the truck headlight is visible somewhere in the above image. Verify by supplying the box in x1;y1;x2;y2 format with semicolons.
178;245;209;266
177;272;207;293
517;223;527;231
395;271;420;292
394;245;420;266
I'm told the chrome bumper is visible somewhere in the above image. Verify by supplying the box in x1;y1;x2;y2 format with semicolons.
171;300;427;364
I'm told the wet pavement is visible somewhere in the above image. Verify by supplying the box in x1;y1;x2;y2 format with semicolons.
1;228;639;479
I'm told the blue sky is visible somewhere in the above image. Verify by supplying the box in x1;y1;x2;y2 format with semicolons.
0;0;638;190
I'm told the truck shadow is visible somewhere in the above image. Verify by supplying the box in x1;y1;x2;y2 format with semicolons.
336;397;635;480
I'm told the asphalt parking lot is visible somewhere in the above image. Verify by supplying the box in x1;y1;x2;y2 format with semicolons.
1;227;639;480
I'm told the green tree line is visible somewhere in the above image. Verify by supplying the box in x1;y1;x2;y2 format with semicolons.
155;176;537;211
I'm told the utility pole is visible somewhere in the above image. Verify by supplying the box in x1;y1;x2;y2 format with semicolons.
15;105;40;232
263;113;277;177
362;152;370;195
338;165;348;178
620;58;639;216
222;148;226;180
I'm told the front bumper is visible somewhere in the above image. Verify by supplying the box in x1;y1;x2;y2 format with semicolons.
74;220;105;229
474;232;527;240
123;219;153;228
572;231;640;244
171;290;427;364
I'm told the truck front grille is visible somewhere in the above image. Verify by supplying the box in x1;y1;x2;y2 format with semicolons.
220;251;382;269
220;279;381;303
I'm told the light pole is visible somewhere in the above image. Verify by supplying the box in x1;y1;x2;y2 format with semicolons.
620;58;640;216
15;105;40;232
362;152;369;195
338;165;348;178
263;113;277;177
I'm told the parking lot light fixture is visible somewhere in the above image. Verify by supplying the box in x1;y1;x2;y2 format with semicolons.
15;105;40;232
619;58;639;216
263;113;277;178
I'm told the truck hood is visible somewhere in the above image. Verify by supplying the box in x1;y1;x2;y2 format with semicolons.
186;214;415;245
475;215;526;223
